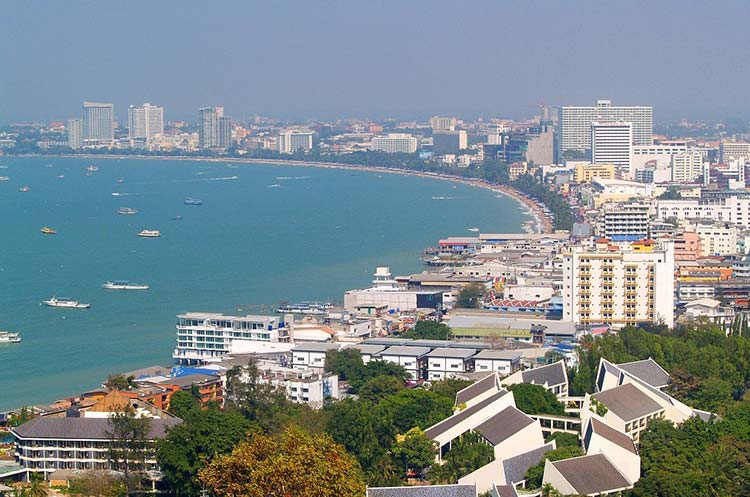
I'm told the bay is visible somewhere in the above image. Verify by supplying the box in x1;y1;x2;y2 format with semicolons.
0;156;529;410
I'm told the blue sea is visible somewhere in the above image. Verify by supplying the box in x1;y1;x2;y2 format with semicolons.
0;156;528;410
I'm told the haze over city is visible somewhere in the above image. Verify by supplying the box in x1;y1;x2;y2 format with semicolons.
3;0;750;123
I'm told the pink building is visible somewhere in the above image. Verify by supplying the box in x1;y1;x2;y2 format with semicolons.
674;232;701;261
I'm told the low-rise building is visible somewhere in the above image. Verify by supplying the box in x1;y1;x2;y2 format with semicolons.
502;360;569;397
542;453;633;496
291;343;342;370
587;383;665;444
379;345;431;380
472;350;522;376
425;348;476;380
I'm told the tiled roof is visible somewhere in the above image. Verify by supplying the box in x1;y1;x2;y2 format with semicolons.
585;418;636;454
425;390;507;440
617;358;670;388
455;373;497;406
502;442;556;484
550;454;632;495
12;416;180;440
593;383;663;422
474;406;534;445
521;361;567;387
367;484;476;497
493;485;519;497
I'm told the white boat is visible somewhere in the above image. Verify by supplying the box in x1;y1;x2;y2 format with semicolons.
42;297;91;309
86;165;99;172
137;230;161;238
0;331;21;343
467;227;480;232
102;280;149;290
117;207;138;215
0;176;9;181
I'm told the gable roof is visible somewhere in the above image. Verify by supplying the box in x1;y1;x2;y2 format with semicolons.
593;383;663;422
550;454;632;495
521;360;567;387
455;373;497;406
425;390;508;440
502;441;556;485
12;416;180;440
493;485;519;497
585;418;636;454
616;358;671;389
474;406;535;445
367;484;476;497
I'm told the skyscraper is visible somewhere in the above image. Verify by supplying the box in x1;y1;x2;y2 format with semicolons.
218;116;233;150
591;122;633;176
198;107;224;149
278;130;313;154
67;119;83;149
82;102;114;144
128;103;164;139
557;100;652;157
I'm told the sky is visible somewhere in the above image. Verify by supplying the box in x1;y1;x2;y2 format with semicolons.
2;0;750;124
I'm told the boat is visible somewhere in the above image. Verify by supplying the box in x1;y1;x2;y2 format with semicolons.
117;207;138;215
137;230;161;238
57;174;65;179
0;331;21;343
0;176;9;181
18;186;30;192
467;227;480;232
116;178;125;184
184;198;203;205
102;280;149;290
42;297;91;309
40;227;57;235
86;165;98;172
170;216;183;221
276;302;334;315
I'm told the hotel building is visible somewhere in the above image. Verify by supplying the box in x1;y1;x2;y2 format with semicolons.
562;238;675;328
591;121;633;176
82;102;115;145
128;103;164;139
278;130;314;154
371;133;419;153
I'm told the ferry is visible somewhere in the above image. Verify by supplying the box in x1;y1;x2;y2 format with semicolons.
184;198;203;205
86;165;99;172
117;207;138;215
276;302;334;315
137;230;161;238
0;331;21;343
18;186;30;192
102;280;149;290
42;297;91;309
40;227;57;235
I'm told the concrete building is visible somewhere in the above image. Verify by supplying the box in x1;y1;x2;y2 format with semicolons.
82;102;114;145
557;99;653;157
542;453;633;496
379;345;431;380
673;232;702;261
720;141;750;163
502;360;569;397
631;142;687;172
671;151;704;183
562;238;675;328
344;267;443;312
278;130;314;154
127;103;164;139
472;350;522;376
430;116;457;131
218;116;232;150
371;133;418;153
591;121;632;177
433;130;468;155
291;342;341;370
425;347;476;380
695;223;738;256
573;163;616;183
601;203;650;242
198;106;223;149
67;119;83;149
583;417;640;483
587;383;665;444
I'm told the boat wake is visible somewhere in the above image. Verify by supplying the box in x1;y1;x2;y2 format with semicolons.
431;196;459;200
111;192;143;196
267;184;282;188
170;176;239;183
275;176;310;180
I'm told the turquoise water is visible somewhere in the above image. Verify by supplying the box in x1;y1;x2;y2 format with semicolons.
0;156;528;410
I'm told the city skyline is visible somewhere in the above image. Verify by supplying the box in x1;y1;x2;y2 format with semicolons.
3;1;750;124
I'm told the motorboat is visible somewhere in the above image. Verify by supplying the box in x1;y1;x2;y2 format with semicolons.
184;198;203;205
42;297;91;309
137;230;161;238
0;331;21;343
102;280;149;290
40;227;57;235
117;207;138;215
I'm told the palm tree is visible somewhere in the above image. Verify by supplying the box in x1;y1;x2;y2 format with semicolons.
26;473;46;497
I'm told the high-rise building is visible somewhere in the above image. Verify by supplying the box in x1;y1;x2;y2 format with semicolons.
278;130;313;154
218;116;233;150
82;102;114;144
433;130;468;155
719;141;750;163
591;121;633;176
562;238;675;328
371;133;419;154
430;116;457;131
67;119;83;149
558;100;653;157
671;151;704;183
198;107;224;149
601;203;650;242
128;103;164;139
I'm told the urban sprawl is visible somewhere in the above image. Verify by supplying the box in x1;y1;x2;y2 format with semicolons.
2;99;750;497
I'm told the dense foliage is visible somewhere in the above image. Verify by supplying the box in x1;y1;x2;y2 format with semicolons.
325;348;409;392
512;173;573;230
506;383;565;416
401;320;452;340
429;432;494;484
456;283;485;309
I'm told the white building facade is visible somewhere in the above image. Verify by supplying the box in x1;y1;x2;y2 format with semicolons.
591;121;633;176
371;133;418;153
128;103;164;139
83;102;114;145
278;130;314;154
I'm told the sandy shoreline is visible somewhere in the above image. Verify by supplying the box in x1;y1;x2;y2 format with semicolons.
13;153;555;233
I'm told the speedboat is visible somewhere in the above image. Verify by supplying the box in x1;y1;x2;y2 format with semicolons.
0;331;21;343
102;280;149;290
116;178;125;184
117;207;138;215
184;198;203;205
18;186;30;192
40;227;57;235
86;165;98;172
467;227;480;232
0;176;9;181
170;216;183;221
137;230;161;238
42;297;91;309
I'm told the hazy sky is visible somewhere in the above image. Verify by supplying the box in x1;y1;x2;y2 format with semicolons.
2;1;749;124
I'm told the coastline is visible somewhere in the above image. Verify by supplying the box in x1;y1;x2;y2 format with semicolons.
14;153;555;233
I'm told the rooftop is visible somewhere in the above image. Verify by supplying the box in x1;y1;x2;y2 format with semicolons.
549;454;632;495
426;347;476;359
425;390;508;440
455;373;497;406
367;484;476;497
616;358;671;389
12;416;180;440
502;442;556;485
594;383;663;422
585;418;637;454
381;345;432;357
520;361;567;387
474;406;534;445
473;349;522;361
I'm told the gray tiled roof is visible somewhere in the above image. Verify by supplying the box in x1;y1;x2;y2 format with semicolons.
521;361;566;387
425;390;507;440
426;347;476;359
472;349;522;361
551;454;632;495
381;346;431;357
502;442;555;484
367;484;476;497
12;416;180;440
617;358;670;388
455;373;497;406
474;406;534;445
593;383;663;422
585;418;636;454
493;485;519;497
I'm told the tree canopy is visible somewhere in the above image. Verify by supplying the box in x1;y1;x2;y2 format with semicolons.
401;320;452;340
506;383;565;416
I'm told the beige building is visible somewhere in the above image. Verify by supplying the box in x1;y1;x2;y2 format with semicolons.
574;163;616;183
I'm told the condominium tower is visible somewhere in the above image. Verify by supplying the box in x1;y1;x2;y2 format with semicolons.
278;130;314;154
128;103;164;139
199;107;232;150
82;102;115;144
558;100;653;157
67;119;83;149
591;122;633;176
371;133;419;153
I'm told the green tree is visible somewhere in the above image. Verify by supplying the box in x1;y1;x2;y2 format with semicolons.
224;359;292;433
68;471;126;497
429;432;494;483
377;389;454;434
325;399;386;471
157;405;255;497
106;406;153;495
358;375;404;403
544;432;579;448
456;284;485;309
324;349;366;382
428;377;473;402
199;426;366;497
167;390;199;419
390;428;437;478
401;321;452;340
26;474;46;497
506;383;565;416
105;374;134;391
